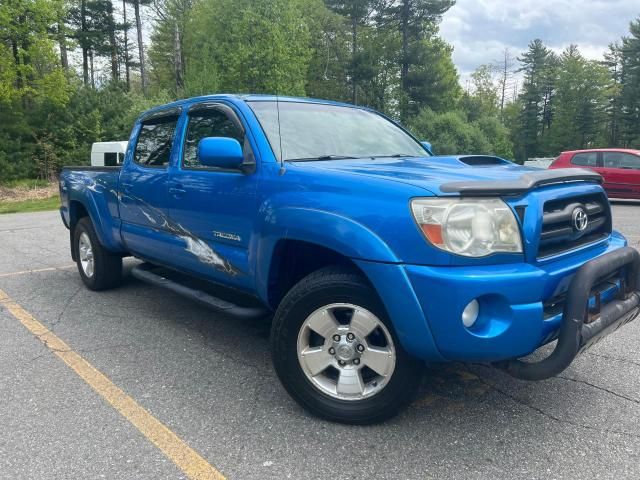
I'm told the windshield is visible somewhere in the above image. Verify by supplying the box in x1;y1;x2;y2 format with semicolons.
249;101;429;161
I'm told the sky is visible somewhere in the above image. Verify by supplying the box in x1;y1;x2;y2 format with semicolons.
439;0;639;84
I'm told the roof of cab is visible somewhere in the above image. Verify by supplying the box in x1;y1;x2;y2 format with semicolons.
139;93;361;119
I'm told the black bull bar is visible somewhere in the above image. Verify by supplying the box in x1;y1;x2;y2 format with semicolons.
495;246;640;381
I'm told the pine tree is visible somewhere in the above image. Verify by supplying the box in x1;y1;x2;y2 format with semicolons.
516;39;557;160
324;0;376;105
149;0;194;96
619;17;640;148
122;0;131;89
381;0;455;121
127;0;153;94
549;46;608;151
602;43;624;146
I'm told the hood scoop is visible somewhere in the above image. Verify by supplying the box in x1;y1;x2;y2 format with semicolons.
458;155;510;166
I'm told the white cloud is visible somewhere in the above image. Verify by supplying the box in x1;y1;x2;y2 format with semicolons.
440;0;639;81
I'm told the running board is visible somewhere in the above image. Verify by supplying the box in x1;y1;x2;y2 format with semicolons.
131;263;270;319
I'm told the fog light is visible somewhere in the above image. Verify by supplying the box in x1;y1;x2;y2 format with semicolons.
462;300;480;328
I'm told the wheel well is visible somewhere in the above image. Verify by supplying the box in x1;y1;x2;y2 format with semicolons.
69;201;89;261
69;201;89;230
267;239;364;309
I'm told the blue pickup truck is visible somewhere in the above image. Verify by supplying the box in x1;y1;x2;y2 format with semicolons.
60;95;640;424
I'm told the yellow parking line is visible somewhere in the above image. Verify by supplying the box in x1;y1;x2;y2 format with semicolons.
0;289;225;480
0;265;76;278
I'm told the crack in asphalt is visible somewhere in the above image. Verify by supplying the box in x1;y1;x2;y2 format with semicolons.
25;343;138;365
50;285;83;331
557;374;640;405
472;371;640;440
584;350;640;369
26;354;50;364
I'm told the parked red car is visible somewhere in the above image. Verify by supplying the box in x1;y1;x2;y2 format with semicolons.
549;148;640;199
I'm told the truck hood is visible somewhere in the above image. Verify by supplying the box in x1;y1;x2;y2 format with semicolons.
291;155;599;196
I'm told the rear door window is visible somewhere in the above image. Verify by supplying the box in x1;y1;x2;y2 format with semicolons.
603;152;640;170
571;152;598;167
134;116;179;168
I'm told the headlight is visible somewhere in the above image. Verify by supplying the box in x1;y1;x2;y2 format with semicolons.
411;198;522;257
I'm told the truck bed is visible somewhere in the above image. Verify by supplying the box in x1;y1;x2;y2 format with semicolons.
59;166;122;232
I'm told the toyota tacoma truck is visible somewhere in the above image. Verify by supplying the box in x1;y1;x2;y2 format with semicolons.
59;95;640;424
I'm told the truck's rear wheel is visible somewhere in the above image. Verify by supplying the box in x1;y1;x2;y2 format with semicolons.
74;217;122;291
271;266;423;424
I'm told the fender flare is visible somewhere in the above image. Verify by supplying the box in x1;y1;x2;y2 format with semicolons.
68;195;124;254
254;206;399;302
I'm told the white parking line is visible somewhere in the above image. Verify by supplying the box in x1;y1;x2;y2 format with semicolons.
0;265;76;278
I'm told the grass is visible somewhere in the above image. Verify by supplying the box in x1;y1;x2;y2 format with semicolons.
0;178;60;214
0;178;51;189
0;195;60;214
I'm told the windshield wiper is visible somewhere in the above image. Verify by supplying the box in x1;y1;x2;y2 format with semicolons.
368;153;415;158
289;155;361;162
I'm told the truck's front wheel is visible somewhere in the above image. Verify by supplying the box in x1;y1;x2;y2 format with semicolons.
271;266;423;424
74;217;122;291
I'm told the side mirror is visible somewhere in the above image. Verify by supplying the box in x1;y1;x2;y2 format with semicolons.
197;137;244;170
421;141;434;155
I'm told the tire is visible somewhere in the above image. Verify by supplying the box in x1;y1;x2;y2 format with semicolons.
73;217;122;291
271;266;423;424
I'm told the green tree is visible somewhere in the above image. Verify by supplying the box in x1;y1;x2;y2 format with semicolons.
515;39;558;161
602;42;624;146
619;17;640;148
183;0;313;96
126;0;152;94
324;0;376;105
148;0;193;96
401;36;461;116
461;64;499;122
304;2;352;103
548;45;608;151
408;108;512;158
68;0;122;86
0;0;68;102
381;0;456;121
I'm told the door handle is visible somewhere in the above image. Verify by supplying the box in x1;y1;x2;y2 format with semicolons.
121;182;134;192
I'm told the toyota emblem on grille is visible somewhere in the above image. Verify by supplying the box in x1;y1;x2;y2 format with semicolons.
572;207;588;232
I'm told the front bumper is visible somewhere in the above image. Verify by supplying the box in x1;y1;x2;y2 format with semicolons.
495;246;639;379
358;233;639;367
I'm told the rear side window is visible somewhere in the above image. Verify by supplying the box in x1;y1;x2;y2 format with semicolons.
183;108;244;169
134;116;179;167
603;152;640;170
571;152;598;167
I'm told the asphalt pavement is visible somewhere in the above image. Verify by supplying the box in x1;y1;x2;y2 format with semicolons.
1;204;640;479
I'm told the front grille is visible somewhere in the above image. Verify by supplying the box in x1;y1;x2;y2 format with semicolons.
538;193;611;258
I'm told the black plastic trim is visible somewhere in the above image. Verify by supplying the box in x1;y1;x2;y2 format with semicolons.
131;263;269;319
440;168;603;195
494;246;640;381
140;106;182;123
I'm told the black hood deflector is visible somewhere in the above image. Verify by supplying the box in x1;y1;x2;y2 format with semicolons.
440;168;603;196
